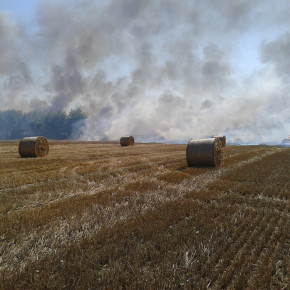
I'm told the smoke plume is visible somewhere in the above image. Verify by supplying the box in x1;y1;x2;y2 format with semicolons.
1;0;290;143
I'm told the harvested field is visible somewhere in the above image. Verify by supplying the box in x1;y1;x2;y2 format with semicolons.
0;141;289;289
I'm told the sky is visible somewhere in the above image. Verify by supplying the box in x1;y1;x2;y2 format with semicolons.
0;0;290;143
0;0;38;23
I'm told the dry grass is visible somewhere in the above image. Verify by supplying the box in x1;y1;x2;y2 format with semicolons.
0;141;289;289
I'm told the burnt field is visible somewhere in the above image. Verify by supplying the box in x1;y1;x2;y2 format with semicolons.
0;141;289;289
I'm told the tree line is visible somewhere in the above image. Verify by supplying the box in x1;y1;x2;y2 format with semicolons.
0;108;86;140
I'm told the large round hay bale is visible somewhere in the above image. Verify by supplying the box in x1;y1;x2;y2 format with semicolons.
19;136;49;158
211;135;226;147
120;136;134;146
186;138;223;167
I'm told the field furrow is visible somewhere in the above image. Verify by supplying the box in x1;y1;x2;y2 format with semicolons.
0;142;289;288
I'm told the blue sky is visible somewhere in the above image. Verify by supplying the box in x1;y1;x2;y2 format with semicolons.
0;0;38;22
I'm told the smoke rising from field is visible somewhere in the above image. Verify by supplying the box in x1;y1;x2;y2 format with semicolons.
1;0;290;143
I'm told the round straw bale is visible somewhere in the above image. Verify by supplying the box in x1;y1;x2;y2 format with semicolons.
19;136;49;158
211;135;226;147
186;138;223;167
120;136;134;146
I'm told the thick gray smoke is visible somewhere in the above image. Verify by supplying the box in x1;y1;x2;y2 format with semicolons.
1;0;290;143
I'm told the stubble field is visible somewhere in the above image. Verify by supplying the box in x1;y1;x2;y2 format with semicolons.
0;141;289;289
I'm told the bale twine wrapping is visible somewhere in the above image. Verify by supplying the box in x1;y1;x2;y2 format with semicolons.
120;136;134;146
186;138;223;167
19;136;49;158
211;135;226;147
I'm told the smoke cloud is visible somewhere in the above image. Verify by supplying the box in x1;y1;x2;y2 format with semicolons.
1;0;290;143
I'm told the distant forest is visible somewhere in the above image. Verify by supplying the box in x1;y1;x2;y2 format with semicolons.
0;109;86;140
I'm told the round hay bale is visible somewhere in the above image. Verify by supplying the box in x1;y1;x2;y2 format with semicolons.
211;135;226;147
19;136;49;158
120;136;134;146
186;138;223;167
